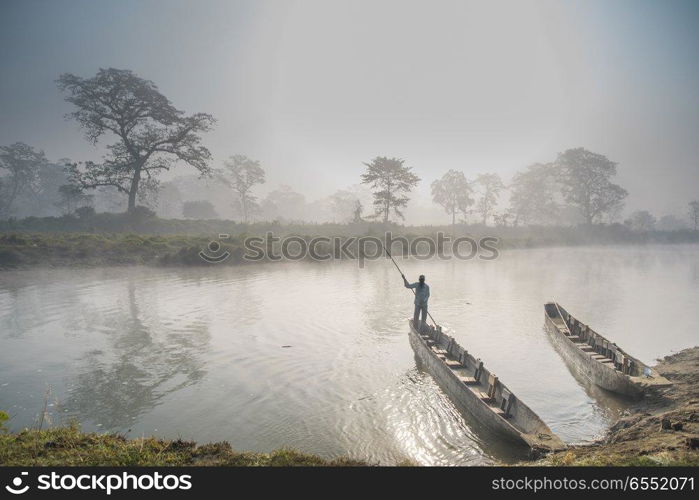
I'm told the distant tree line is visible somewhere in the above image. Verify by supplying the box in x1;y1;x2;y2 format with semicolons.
419;148;628;228
0;67;697;232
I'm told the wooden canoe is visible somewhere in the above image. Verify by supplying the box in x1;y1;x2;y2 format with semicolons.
544;302;672;398
408;320;566;454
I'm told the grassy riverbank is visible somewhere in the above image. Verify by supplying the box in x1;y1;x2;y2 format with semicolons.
0;423;368;466
1;225;698;268
2;348;697;466
529;347;699;466
2;214;698;246
0;232;239;267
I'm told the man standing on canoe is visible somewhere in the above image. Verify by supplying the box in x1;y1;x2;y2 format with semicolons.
403;274;430;332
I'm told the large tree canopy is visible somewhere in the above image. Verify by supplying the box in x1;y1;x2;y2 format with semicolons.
431;169;473;226
508;163;560;226
556;148;627;224
57;68;215;212
361;156;420;223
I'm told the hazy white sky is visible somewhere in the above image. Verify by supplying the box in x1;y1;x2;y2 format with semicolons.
1;0;697;222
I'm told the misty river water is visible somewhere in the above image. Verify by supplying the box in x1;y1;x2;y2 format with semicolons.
1;244;698;465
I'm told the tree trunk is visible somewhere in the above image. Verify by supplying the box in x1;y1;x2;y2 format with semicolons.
583;196;593;225
127;169;141;212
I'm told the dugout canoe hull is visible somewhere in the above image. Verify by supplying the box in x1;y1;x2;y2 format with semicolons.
544;302;672;399
408;320;566;454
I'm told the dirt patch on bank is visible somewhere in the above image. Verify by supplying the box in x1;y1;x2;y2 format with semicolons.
535;347;699;465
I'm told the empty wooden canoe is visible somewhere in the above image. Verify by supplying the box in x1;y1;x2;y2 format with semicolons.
408;320;566;454
544;302;672;398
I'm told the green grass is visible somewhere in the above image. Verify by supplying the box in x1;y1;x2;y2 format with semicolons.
0;423;368;466
534;449;699;467
0;232;240;268
5;424;695;467
2;216;699;268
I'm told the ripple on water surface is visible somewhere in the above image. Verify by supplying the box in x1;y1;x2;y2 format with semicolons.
1;245;697;464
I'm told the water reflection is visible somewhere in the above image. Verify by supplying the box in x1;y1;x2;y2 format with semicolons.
0;244;697;465
64;278;211;430
363;263;406;341
542;324;633;434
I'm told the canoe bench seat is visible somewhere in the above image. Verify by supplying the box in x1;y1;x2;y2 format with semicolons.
476;374;499;403
458;375;478;385
597;358;614;364
578;345;595;352
477;390;495;403
488;405;505;416
444;359;462;368
432;347;448;355
590;354;606;360
567;335;581;341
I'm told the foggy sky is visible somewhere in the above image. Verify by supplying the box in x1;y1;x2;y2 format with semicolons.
1;0;698;223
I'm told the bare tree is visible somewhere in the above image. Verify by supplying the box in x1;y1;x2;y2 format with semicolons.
474;173;505;225
57;68;215;212
0;142;48;217
221;155;265;223
431;169;474;227
556;148;627;225
689;201;699;231
361;156;420;223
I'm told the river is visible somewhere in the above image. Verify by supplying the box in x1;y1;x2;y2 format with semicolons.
1;244;697;465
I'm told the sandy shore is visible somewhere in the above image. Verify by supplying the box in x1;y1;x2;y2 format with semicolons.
533;347;699;465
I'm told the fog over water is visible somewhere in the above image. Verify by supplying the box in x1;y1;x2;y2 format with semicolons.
1;245;697;464
2;0;699;470
1;0;698;223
